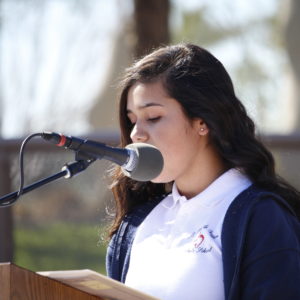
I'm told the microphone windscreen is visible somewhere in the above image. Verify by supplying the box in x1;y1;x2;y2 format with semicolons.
123;143;164;182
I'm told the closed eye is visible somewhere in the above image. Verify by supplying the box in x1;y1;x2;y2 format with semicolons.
148;117;161;123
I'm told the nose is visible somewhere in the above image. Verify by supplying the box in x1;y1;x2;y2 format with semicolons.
130;122;149;143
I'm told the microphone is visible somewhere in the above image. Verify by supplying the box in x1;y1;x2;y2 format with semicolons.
41;132;164;182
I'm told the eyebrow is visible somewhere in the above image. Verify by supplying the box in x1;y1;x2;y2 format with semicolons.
126;102;163;114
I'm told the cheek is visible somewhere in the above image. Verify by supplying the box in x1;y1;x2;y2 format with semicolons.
150;148;189;183
149;142;179;183
151;138;195;183
149;117;200;181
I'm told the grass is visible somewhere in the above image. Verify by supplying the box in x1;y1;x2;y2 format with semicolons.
13;223;108;275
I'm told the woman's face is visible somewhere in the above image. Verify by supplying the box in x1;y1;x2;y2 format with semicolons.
126;81;208;185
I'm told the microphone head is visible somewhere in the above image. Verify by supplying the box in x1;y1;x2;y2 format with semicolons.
122;143;164;182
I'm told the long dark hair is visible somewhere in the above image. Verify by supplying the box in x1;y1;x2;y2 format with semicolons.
108;43;300;237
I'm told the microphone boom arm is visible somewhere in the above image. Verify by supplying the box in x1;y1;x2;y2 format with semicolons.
0;159;95;207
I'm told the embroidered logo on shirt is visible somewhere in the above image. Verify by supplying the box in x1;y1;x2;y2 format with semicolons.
187;225;219;253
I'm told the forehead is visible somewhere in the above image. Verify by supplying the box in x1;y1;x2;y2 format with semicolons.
126;81;171;111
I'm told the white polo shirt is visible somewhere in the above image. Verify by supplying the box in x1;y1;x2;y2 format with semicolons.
125;169;252;300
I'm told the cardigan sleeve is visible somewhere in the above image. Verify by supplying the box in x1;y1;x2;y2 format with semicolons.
106;232;117;279
239;197;300;299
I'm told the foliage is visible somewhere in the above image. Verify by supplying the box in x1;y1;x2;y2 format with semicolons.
13;223;108;275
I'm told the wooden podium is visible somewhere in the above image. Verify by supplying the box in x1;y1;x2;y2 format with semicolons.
0;262;159;300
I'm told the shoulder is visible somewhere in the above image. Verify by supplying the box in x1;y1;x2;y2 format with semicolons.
224;184;297;224
108;195;164;251
127;194;166;225
223;184;300;263
109;194;165;245
221;184;300;298
222;184;299;265
223;184;298;241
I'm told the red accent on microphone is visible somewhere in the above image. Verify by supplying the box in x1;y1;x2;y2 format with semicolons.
57;135;67;147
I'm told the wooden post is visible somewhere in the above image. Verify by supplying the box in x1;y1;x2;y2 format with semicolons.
285;0;300;130
0;147;13;262
133;0;170;58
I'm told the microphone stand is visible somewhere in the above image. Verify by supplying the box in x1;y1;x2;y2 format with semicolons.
0;158;95;207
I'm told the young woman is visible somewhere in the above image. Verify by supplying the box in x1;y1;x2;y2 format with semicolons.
106;43;300;300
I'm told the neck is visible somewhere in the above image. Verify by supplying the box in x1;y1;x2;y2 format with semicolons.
175;145;228;199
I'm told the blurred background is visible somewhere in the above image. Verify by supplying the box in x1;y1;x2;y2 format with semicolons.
0;0;299;275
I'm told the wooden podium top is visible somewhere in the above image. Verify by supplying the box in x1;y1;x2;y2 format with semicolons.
0;262;159;300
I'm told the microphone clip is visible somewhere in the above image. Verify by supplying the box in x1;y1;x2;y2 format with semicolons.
62;159;96;179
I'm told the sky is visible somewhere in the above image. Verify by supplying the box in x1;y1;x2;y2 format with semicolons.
0;0;122;138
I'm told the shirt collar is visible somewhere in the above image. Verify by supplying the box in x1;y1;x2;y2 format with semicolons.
172;183;187;205
170;168;252;208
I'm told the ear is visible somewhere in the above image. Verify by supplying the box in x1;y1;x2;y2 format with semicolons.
195;119;209;136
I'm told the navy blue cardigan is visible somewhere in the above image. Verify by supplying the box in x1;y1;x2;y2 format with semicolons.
106;185;300;299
